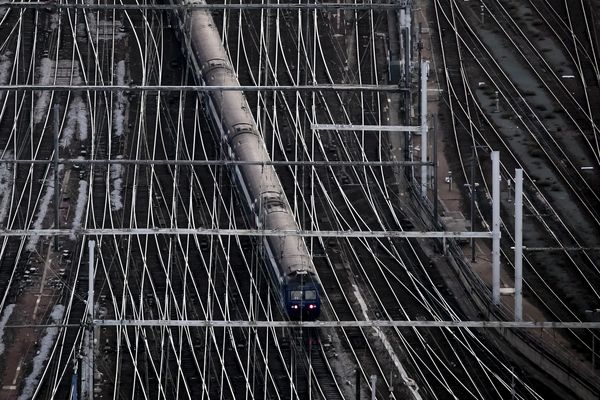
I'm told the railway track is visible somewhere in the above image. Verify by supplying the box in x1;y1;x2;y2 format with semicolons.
433;0;600;396
0;0;596;399
228;1;555;398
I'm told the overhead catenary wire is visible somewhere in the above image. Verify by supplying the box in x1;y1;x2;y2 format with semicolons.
5;0;591;397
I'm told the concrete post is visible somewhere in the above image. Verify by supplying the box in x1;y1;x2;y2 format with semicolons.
514;169;523;321
491;151;501;305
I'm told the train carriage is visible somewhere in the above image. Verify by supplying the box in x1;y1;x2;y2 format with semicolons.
174;0;321;319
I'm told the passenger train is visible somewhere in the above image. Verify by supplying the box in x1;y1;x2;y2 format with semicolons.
173;0;321;319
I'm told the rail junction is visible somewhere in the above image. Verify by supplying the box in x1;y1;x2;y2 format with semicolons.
0;0;597;399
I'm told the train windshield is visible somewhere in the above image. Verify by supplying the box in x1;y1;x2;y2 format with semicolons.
290;290;303;300
304;290;317;300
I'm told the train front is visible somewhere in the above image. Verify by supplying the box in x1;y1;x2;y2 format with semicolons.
284;273;321;320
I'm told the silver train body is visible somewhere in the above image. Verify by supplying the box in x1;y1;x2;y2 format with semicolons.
174;0;321;319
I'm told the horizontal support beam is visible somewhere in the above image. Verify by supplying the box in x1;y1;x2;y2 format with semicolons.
3;320;599;329
0;2;402;11
0;159;434;167
0;84;399;93
0;228;493;239
311;124;421;132
523;247;600;252
92;319;600;329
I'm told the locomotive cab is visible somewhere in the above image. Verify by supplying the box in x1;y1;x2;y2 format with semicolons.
285;278;321;320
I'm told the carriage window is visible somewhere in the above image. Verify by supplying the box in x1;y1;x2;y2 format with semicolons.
290;291;303;300
304;290;317;300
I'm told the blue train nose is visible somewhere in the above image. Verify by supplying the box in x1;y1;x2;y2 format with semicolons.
288;303;320;319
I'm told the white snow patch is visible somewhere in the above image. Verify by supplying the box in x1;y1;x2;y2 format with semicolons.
0;150;14;227
26;165;64;251
352;285;422;399
77;22;86;37
88;17;97;37
76;98;88;141
115;60;126;86
85;4;97;39
70;180;88;239
0;304;15;355
0;54;11;83
0;52;13;102
18;304;64;400
80;330;94;400
0;0;9;19
112;60;128;137
110;160;124;211
60;96;88;147
49;13;59;30
34;58;56;124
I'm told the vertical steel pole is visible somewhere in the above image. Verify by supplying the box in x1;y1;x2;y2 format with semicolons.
404;24;410;80
355;368;360;400
480;4;485;24
592;334;595;369
420;61;429;198
403;27;412;180
592;311;597;369
470;147;476;262
491;151;501;305
586;309;599;369
88;241;95;317
510;366;516;399
88;240;95;400
514;169;523;321
53;105;60;251
432;116;438;229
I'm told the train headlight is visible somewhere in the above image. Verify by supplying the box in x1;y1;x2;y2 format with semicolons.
291;304;299;310
308;304;316;310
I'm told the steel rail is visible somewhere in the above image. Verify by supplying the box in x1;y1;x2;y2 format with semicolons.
0;228;493;238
